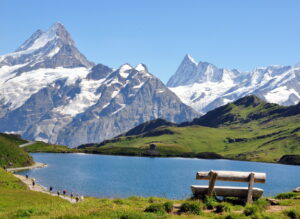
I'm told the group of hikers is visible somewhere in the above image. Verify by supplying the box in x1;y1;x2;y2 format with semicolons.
25;174;83;202
50;186;84;202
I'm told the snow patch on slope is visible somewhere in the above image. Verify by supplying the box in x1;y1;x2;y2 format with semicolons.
265;86;300;104
170;79;235;113
47;47;60;57
111;104;126;115
24;30;56;52
119;64;132;78
0;67;89;110
54;78;105;116
0;64;28;84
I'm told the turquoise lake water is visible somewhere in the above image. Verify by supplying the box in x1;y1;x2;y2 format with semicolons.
19;153;300;199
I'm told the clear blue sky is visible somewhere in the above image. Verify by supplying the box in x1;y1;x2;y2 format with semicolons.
1;0;300;83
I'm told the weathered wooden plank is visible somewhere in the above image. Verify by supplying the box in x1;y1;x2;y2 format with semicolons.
196;170;266;183
246;173;255;204
191;185;264;198
207;171;218;196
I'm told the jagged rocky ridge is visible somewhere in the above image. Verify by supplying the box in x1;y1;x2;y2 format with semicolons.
168;54;300;113
0;23;199;147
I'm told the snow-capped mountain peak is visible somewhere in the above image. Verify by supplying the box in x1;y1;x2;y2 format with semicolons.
0;23;93;71
15;22;74;53
168;54;300;113
135;63;148;72
167;54;198;87
119;63;133;71
167;54;239;87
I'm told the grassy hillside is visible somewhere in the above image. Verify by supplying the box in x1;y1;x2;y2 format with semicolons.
24;141;76;153
81;96;300;163
186;95;288;127
1;168;299;218
0;133;33;168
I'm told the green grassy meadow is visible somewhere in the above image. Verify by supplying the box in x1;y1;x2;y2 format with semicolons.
82;96;300;163
24;141;76;153
0;133;33;168
82;115;300;163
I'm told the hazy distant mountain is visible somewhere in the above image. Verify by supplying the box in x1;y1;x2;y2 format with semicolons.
168;54;300;113
0;23;199;147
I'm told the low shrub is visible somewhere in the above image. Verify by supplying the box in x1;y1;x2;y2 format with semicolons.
284;209;300;219
275;192;298;199
215;202;232;213
243;204;259;216
163;201;173;213
244;198;269;216
204;196;218;210
180;201;202;215
144;204;165;214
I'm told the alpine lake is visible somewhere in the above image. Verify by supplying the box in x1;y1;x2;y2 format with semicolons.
19;153;300;199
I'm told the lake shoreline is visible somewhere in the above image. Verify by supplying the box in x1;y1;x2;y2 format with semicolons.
7;161;76;203
28;150;300;166
6;162;47;173
14;173;76;203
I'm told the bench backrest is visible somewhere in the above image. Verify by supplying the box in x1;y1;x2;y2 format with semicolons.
196;170;266;183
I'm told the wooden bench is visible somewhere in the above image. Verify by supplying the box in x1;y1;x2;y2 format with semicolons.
191;170;266;203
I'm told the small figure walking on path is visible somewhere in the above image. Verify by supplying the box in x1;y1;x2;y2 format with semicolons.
70;193;74;199
32;179;35;187
26;175;28;179
49;186;53;192
57;191;60;196
63;190;67;195
75;194;79;202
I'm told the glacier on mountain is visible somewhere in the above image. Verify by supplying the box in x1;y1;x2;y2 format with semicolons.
167;55;300;113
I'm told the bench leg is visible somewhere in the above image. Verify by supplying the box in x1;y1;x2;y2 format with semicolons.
246;173;255;204
207;171;218;196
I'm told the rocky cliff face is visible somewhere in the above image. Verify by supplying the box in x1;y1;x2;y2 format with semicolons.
0;24;199;147
55;68;199;146
168;55;300;113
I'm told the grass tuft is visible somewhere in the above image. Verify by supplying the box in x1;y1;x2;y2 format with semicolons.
215;202;232;213
204;196;218;210
179;201;202;215
275;192;298;199
144;203;166;214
